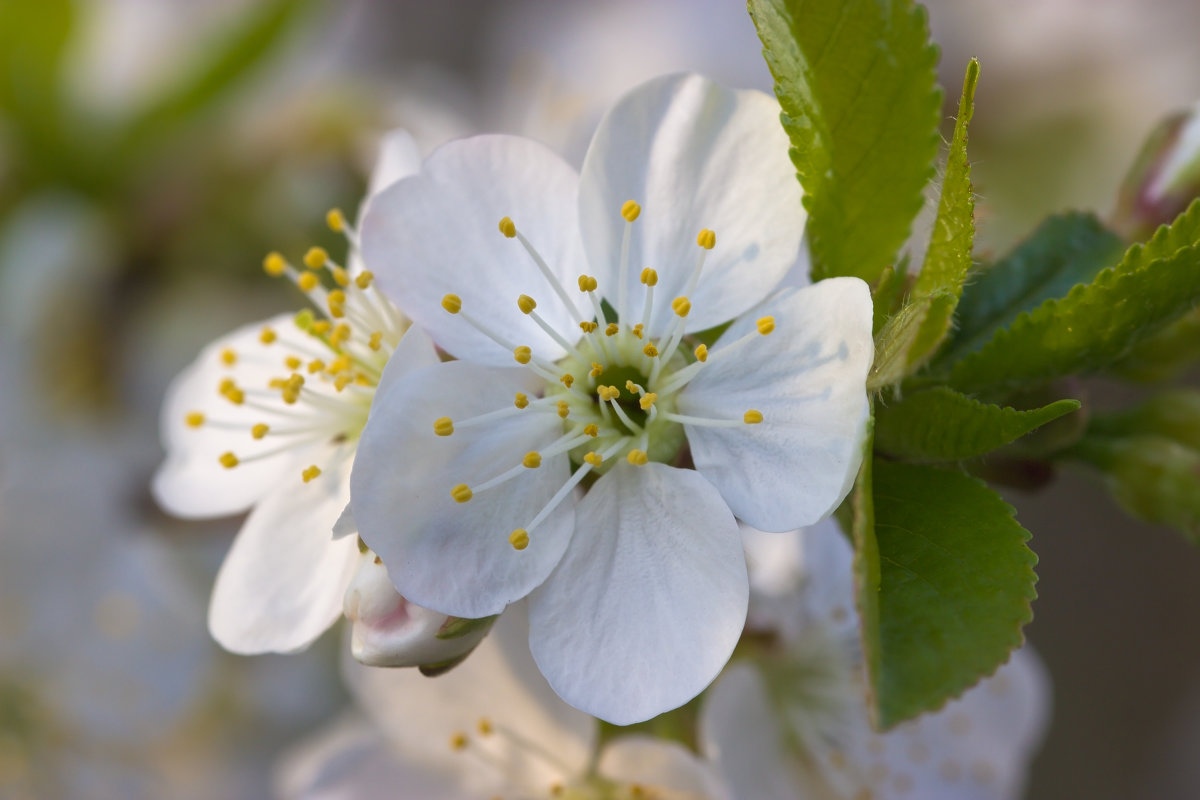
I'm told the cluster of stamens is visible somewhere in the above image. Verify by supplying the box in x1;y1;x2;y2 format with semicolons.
434;200;775;552
183;209;408;483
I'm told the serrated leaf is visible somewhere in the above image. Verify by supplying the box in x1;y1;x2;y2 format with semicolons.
875;387;1079;461
750;0;942;283
871;265;900;336
870;459;1037;728
868;291;954;390
937;213;1125;367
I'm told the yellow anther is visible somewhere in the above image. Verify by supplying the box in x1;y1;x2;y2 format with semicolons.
756;316;776;335
281;388;299;404
287;373;306;390
557;401;570;418
219;452;239;469
523;451;542;469
184;411;205;428
631;323;644;339
355;271;374;289
302;465;322;483
625;380;638;393
605;323;619;337
259;327;277;345
355;373;371;387
744;409;764;424
499;216;517;238
219;377;236;392
580;321;598;334
332;266;350;287
560;374;574;389
671;296;691;317
328;355;352;374
307;358;326;374
509;529;530;550
311;320;331;336
220;348;237;366
284;355;302;370
518;294;537;314
583;423;599;437
251;423;270;440
329;324;351;347
433;417;455;436
334;374;353;392
326;208;346;232
328;289;347;307
697;228;716;250
694;343;708;362
442;294;463;314
550;784;565;798
514;346;532;365
642;343;659;358
640;268;658;286
590;362;604;377
477;718;493;736
263;251;287;277
268;377;288;390
303;247;328;270
451;484;473;503
450;732;469;751
621;200;642;222
578;275;599;292
221;383;245;405
368;331;383;351
639;393;658;410
627;449;649;466
298;271;319;291
294;309;315;331
514;392;529;409
584;451;603;466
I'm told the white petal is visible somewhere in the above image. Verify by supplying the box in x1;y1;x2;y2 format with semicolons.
597;736;731;799
361;135;586;365
371;322;440;406
365;129;423;204
208;448;361;654
342;607;595;794
678;279;873;531
579;73;804;337
529;463;747;725
351;361;575;618
153;312;329;518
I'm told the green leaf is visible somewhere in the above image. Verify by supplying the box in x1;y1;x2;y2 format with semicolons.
875;387;1079;461
937;213;1125;367
868;291;954;390
870;459;1037;727
847;417;881;719
750;0;942;283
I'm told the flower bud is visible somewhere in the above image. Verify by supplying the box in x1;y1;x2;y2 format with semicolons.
343;555;495;670
1114;103;1200;239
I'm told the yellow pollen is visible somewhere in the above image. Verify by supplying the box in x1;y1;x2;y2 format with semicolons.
284;355;302;370
580;321;598;334
220;348;237;366
326;208;346;232
369;331;383;350
744;409;764;424
433;417;454;436
557;401;570;418
560;374;574;389
518;294;537;314
621;200;642;222
330;324;352;346
355;271;374;289
220;383;245;405
605;323;619;337
639;393;658;410
577;275;599;293
355;373;371;386
287;373;306;389
640;268;658;286
303;247;328;270
219;377;236;392
332;266;350;287
509;529;530;550
259;327;277;345
671;296;691;317
450;733;469;751
329;355;352;373
308;358;326;374
184;411;205;428
757;316;776;335
514;392;529;409
631;323;644;339
590;362;604;377
263;252;287;276
627;449;649;465
514;346;532;364
697;228;716;250
694;343;708;362
477;718;494;736
442;294;462;314
251;423;270;439
625;380;637;393
642;343;659;358
302;465;322;483
219;452;239;469
294;308;315;331
268;377;287;389
311;320;331;336
523;451;542;469
328;288;347;307
298;271;319;291
584;451;603;466
282;388;300;404
334;374;353;392
499;216;517;238
451;484;473;503
583;424;599;437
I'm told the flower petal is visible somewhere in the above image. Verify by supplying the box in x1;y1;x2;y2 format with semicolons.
351;360;575;618
361;135;586;365
208;448;361;654
678;278;873;531
579;73;804;337
365;129;423;204
597;736;731;799
528;462;747;725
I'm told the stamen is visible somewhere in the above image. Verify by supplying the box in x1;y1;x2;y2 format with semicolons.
326;208;346;233
284;355;302;370
185;412;205;428
260;327;277;345
663;411;761;428
639;393;657;410
252;423;270;439
518;294;588;363
477;718;493;736
615;201;640;345
302;465;322;483
501;217;583;321
298;272;319;292
451;484;473;503
627;449;649;465
220;348;238;366
671;297;691;317
509;529;530;550
557;400;570;418
514;346;532;365
303;247;329;270
515;393;529;409
522;452;542;468
263;252;287;277
696;228;716;250
744;410;764;424
560;374;574;389
433;417;454;436
584;452;603;466
508;439;627;550
757;316;776;335
450;733;469;751
695;344;708;362
639;268;658;334
583;423;599;437
219;452;239;469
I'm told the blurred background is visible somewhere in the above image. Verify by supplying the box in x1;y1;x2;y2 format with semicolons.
2;0;1200;797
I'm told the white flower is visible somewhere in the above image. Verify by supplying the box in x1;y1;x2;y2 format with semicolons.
700;521;1051;800
277;609;730;800
153;130;463;659
353;73;874;724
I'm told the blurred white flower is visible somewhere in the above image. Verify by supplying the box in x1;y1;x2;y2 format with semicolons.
701;520;1051;800
353;72;873;724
